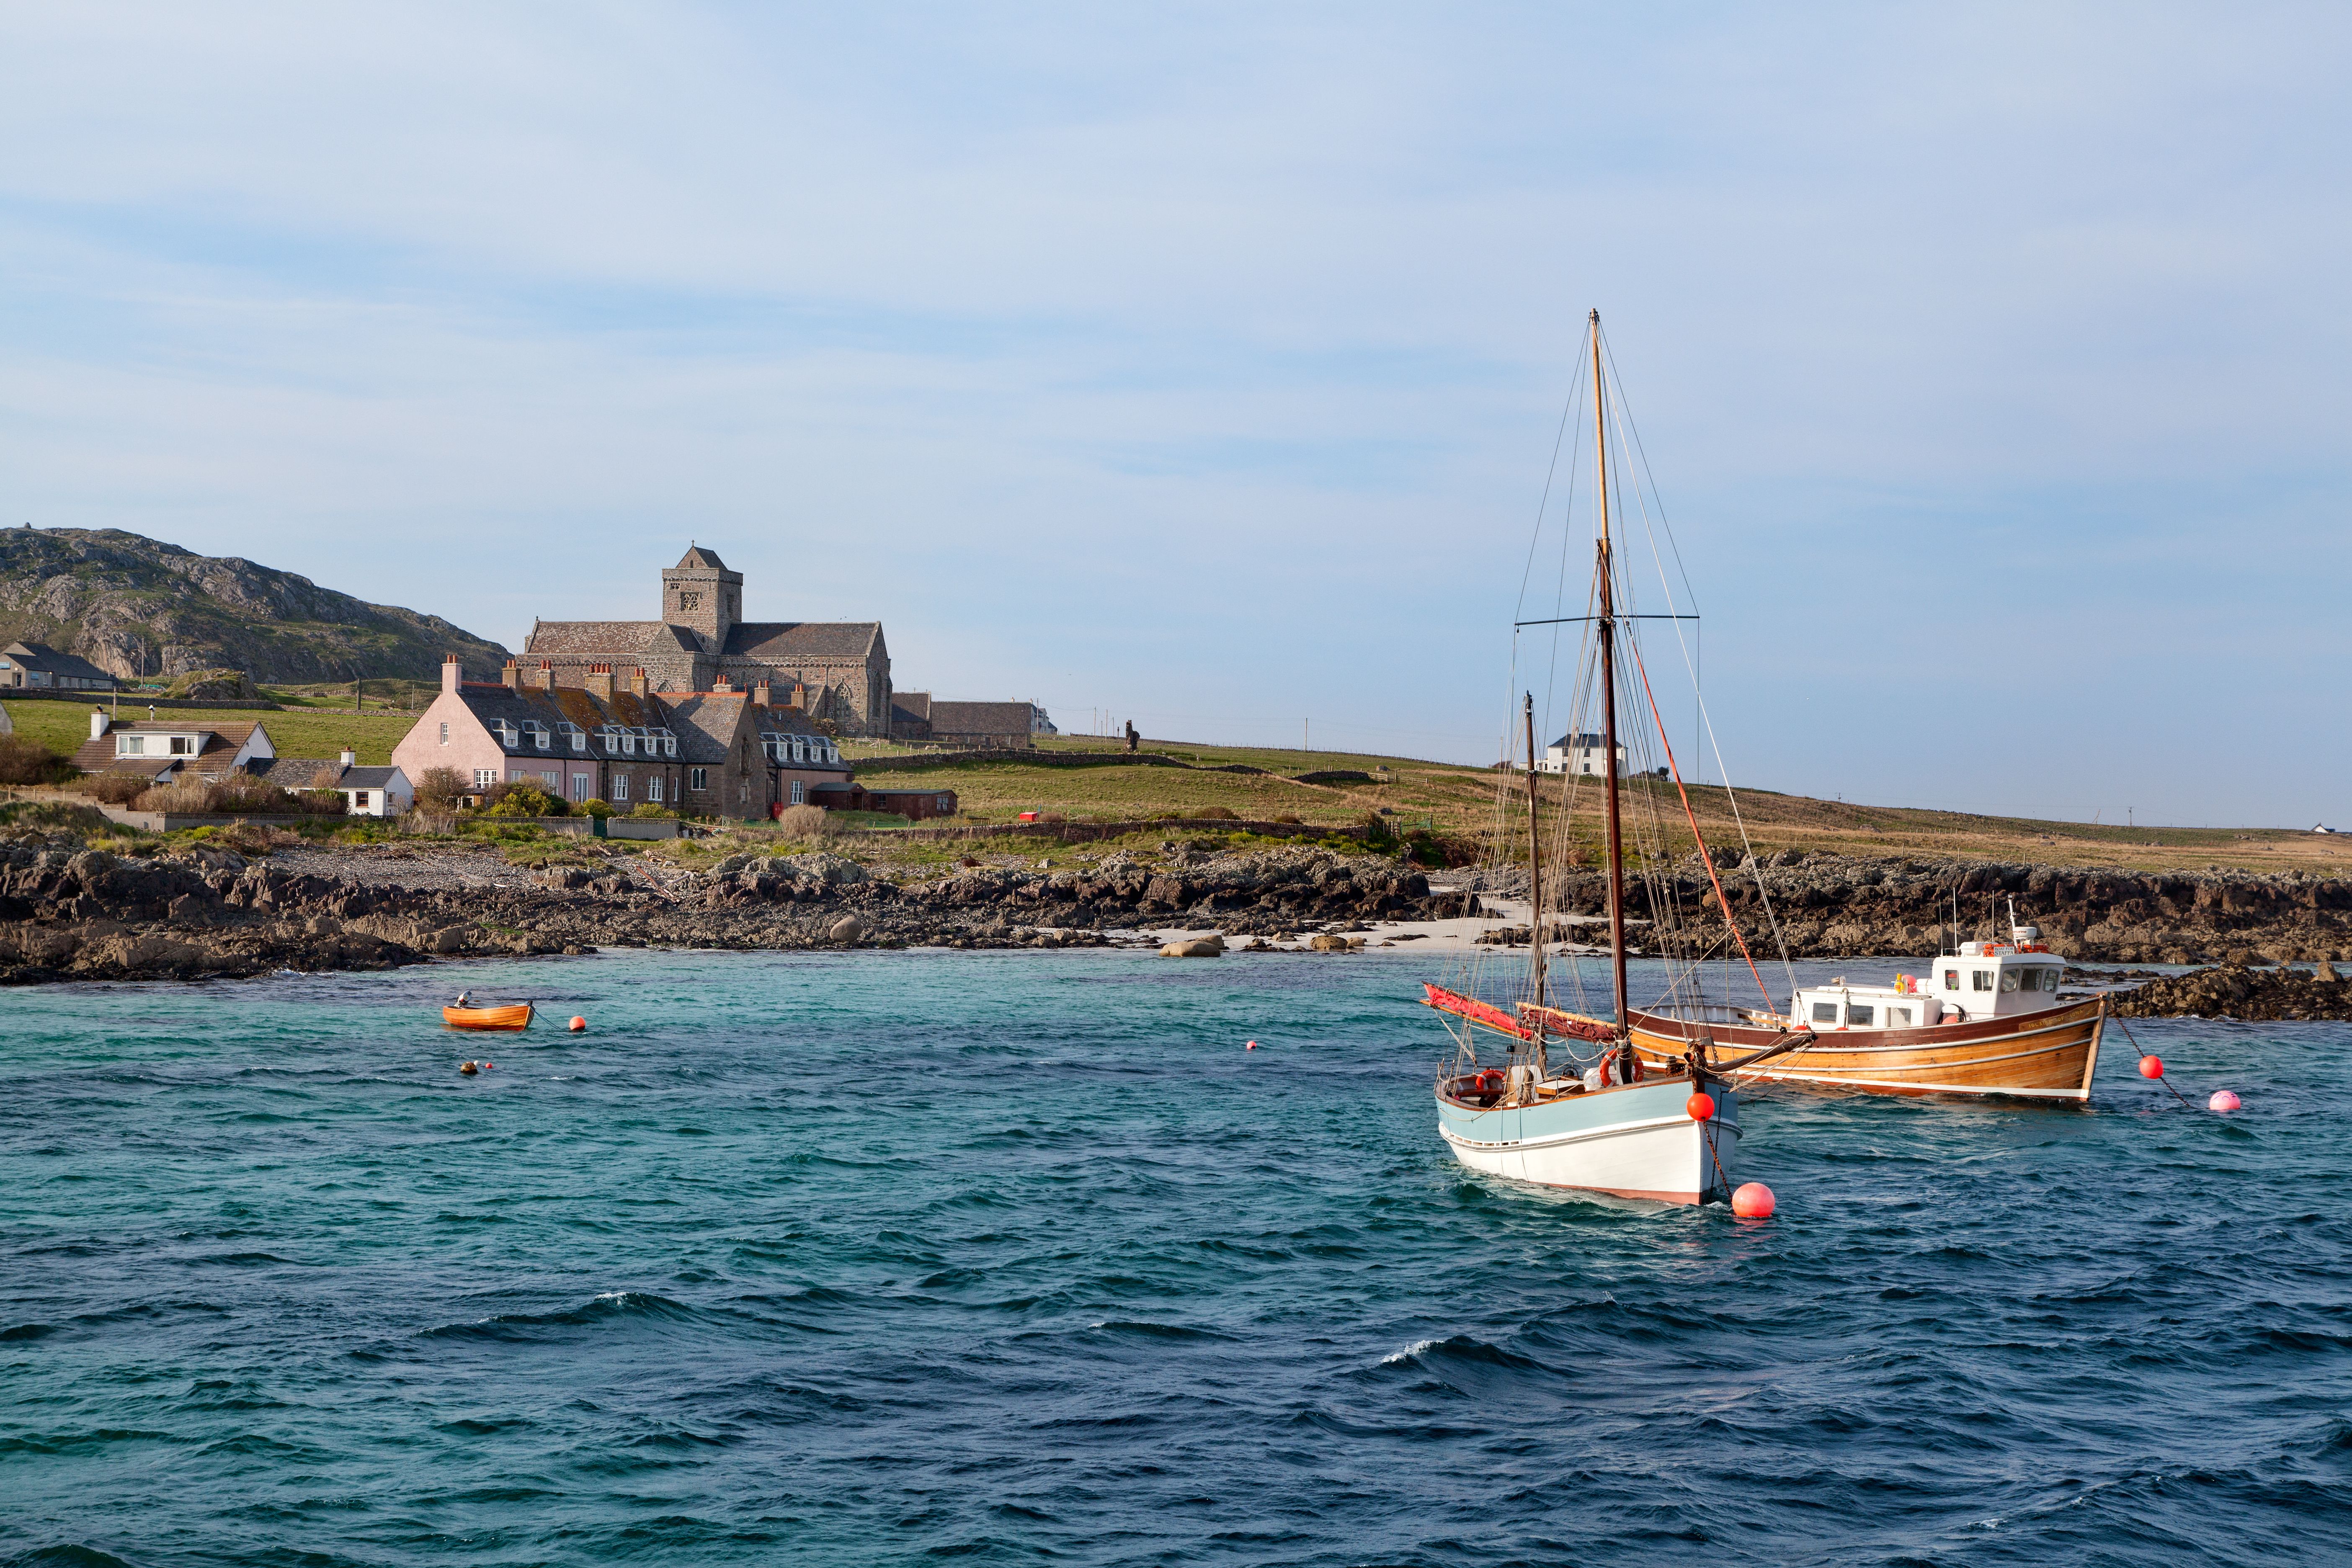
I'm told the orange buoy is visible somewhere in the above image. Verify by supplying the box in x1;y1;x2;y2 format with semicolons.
2209;1090;2241;1112
1686;1092;1715;1122
570;1016;587;1032
1730;1181;1775;1218
2138;1054;2164;1079
1245;1040;1258;1050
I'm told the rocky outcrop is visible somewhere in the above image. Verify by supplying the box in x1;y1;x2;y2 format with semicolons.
1561;850;2352;966
0;527;510;682
0;838;1462;984
2110;964;2352;1021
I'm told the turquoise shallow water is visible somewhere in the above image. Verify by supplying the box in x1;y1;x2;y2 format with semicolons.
3;948;2348;1567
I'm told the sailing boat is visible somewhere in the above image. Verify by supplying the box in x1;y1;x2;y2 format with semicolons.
1422;311;1811;1205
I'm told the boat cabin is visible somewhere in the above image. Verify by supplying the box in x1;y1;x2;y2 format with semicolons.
1791;939;2065;1030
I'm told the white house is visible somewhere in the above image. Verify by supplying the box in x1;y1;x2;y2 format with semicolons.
1535;732;1625;776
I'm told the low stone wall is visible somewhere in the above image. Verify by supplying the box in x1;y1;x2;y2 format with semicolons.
852;748;1275;777
838;817;1336;843
94;807;343;831
0;690;281;711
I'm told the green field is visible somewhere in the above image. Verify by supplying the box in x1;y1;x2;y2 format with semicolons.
5;698;420;766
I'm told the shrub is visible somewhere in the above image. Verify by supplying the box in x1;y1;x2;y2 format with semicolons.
0;735;74;786
295;789;349;817
485;783;562;818
132;779;215;813
79;769;154;805
211;774;305;815
578;797;614;819
628;802;676;820
1193;806;1238;821
413;767;469;811
773;803;830;838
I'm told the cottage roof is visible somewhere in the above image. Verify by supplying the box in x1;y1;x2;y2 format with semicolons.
452;684;660;757
3;641;117;685
253;756;342;788
523;620;665;657
928;701;1036;736
660;693;751;765
675;546;728;570
340;766;402;789
892;691;933;722
723;622;882;661
70;720;263;774
1548;733;1614;750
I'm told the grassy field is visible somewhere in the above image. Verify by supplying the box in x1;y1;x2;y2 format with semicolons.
9;698;2343;874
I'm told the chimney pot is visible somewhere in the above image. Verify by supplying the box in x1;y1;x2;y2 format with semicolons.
340;746;356;769
91;708;110;740
441;654;462;695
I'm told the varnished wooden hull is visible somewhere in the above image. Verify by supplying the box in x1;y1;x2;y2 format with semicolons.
1628;996;2105;1101
443;1004;534;1031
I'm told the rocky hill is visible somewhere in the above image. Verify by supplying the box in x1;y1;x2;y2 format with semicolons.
0;527;510;683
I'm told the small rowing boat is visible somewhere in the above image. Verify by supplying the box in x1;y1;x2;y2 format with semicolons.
443;1003;534;1031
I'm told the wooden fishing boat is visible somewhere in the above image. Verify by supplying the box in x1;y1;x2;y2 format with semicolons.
1627;933;2106;1100
443;1003;534;1031
1421;311;1809;1206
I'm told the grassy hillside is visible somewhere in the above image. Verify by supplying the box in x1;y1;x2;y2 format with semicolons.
9;703;2341;873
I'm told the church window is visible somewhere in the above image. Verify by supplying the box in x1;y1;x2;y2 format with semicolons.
690;767;707;791
678;591;701;611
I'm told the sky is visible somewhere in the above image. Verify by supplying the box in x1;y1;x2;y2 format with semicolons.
2;4;2347;826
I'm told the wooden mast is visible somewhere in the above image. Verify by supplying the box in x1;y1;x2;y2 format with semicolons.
1523;691;1546;1019
1591;309;1631;1050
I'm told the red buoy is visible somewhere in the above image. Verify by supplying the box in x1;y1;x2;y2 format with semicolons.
1731;1181;1776;1218
2138;1054;2164;1079
570;1016;586;1032
1245;1040;1258;1050
1686;1092;1715;1122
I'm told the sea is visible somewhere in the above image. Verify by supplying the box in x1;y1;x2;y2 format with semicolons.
3;948;2347;1567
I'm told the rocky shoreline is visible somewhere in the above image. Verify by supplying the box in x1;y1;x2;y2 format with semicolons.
10;833;2352;1020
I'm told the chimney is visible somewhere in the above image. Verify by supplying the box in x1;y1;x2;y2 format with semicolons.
628;666;648;698
533;659;555;693
340;745;356;769
90;708;111;740
713;674;734;693
441;653;462;694
502;658;523;693
584;663;614;702
751;680;771;708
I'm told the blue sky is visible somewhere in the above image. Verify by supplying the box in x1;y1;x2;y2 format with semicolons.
3;5;2347;825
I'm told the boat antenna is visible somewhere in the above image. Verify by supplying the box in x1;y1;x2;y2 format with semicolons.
1592;309;1631;1060
1524;689;1547;1014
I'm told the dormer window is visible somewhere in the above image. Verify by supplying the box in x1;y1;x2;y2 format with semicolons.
648;727;676;758
119;735;145;755
519;720;550;751
557;721;585;753
170;736;195;755
598;725;623;753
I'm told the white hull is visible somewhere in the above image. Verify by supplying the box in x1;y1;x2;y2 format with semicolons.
1436;1079;1739;1205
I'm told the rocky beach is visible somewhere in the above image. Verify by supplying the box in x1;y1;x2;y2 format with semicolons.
8;822;2352;1018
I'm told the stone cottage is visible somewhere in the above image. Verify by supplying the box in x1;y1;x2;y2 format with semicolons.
521;547;895;738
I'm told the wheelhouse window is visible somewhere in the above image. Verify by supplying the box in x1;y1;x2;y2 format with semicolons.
1811;1001;1838;1024
1847;1003;1875;1026
1943;970;1958;989
1888;1006;1913;1027
1973;969;1994;991
1999;970;2020;994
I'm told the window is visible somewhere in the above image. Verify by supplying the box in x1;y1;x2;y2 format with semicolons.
170;736;194;756
690;767;707;791
474;769;497;787
2019;967;2056;994
1811;1001;1838;1024
613;774;628;801
1943;970;1958;990
678;591;701;611
439;722;449;745
1999;970;2019;994
937;796;949;811
353;792;371;810
561;723;585;753
1847;1003;1874;1026
648;776;663;803
539;769;558;787
1972;969;1994;992
572;773;591;803
1888;1006;1913;1027
790;779;805;805
120;735;145;755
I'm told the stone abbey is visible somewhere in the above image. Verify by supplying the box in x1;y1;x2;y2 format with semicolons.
521;547;892;736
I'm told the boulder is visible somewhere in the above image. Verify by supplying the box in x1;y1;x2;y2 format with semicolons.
1308;933;1353;952
1159;935;1225;957
829;915;866;942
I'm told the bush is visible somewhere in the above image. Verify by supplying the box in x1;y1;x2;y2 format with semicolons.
0;735;74;786
773;803;830;837
578;797;614;819
485;782;562;818
79;769;154;805
1193;806;1238;820
628;802;676;820
413;767;469;811
133;780;217;813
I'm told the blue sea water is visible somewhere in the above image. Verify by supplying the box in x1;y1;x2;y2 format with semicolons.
2;948;2347;1567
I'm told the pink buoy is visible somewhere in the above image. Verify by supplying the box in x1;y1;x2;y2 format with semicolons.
1245;1040;1258;1050
1731;1181;1775;1218
2208;1090;2241;1112
2138;1055;2164;1079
